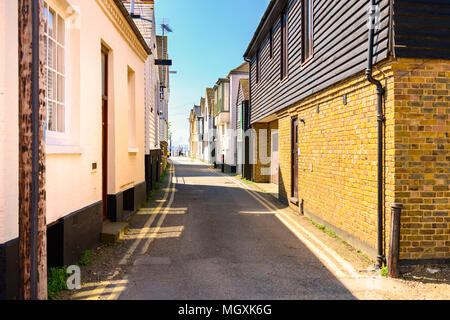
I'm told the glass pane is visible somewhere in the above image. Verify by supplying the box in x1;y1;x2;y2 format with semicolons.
47;100;56;131
57;45;64;73
44;6;48;24
57;74;64;103
57;104;65;132
57;15;65;45
48;9;55;38
48;39;55;69
47;70;56;100
43;34;48;63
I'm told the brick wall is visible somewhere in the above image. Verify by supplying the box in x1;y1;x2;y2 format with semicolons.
278;62;395;255
392;58;450;260
275;57;449;261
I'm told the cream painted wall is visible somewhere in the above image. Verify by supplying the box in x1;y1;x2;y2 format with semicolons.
0;0;19;244
89;0;146;195
0;0;148;240
45;0;147;223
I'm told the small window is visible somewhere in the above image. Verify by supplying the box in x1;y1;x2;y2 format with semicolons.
44;2;66;133
281;8;288;80
256;52;260;83
302;0;314;63
269;28;273;59
245;101;251;130
128;67;136;148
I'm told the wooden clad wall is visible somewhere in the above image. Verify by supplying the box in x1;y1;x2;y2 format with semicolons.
393;0;450;59
250;0;390;124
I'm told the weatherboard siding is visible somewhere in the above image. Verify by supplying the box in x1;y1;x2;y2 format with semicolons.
249;0;390;124
393;0;450;60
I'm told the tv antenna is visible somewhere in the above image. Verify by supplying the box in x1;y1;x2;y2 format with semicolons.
160;20;173;88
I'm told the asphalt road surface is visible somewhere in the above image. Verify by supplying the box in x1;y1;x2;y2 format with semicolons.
118;157;356;300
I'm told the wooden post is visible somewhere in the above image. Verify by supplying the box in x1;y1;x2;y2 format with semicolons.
18;0;47;300
388;203;403;278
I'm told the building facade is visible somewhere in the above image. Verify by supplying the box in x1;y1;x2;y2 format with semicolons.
236;79;252;180
244;0;450;264
203;88;215;163
0;0;150;299
189;105;204;160
226;63;250;173
122;0;163;196
156;35;170;172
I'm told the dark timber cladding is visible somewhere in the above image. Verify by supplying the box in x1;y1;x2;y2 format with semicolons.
244;0;390;124
393;0;450;59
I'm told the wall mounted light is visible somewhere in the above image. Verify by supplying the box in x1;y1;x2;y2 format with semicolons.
343;94;348;105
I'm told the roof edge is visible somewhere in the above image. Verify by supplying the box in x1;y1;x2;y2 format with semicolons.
243;0;277;59
113;0;152;55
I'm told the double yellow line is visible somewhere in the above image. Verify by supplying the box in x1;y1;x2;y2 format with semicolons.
74;162;177;300
119;163;176;264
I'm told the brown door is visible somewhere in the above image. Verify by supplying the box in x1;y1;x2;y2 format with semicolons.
291;118;299;204
101;48;108;220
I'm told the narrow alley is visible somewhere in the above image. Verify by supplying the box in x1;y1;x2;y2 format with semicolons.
66;158;449;300
2;0;449;304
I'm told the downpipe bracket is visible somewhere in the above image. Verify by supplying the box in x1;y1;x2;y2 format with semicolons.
377;114;386;123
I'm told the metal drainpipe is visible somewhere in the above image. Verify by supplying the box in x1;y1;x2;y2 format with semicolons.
244;57;252;179
29;0;42;299
366;0;386;268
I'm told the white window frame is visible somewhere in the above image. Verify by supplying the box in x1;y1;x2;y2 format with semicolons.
44;1;72;146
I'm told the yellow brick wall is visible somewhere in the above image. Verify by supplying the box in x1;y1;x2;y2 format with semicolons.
275;57;449;261
277;60;396;258
392;58;450;259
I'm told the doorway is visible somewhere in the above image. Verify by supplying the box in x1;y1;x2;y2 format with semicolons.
271;131;279;185
101;47;109;220
290;118;298;205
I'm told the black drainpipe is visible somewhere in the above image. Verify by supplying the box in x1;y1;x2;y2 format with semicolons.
366;0;386;268
244;57;252;179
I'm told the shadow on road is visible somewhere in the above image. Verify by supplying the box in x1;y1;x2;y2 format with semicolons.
69;158;358;300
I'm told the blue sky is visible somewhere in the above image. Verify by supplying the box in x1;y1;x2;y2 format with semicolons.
154;0;269;148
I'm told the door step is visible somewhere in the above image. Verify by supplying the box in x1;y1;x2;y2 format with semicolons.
101;222;129;244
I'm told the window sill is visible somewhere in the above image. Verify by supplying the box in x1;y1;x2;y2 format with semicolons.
128;148;139;154
46;144;84;155
300;56;314;69
280;75;289;85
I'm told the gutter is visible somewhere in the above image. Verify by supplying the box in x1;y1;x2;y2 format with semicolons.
366;0;386;269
